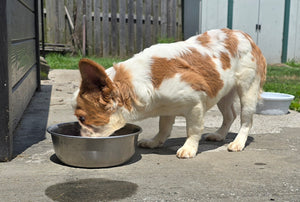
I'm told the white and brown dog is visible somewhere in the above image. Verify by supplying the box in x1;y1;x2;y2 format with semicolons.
74;28;266;159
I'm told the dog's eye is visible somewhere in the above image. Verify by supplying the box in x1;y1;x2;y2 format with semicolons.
78;116;85;123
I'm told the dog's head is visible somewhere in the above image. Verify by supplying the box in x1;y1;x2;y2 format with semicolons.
74;59;126;137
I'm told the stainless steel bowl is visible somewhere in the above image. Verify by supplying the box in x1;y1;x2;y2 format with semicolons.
47;122;142;168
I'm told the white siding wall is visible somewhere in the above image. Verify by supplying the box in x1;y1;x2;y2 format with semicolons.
258;0;285;63
200;0;227;33
231;0;284;63
232;0;259;42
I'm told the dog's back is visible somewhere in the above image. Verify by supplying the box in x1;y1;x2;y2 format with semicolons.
113;28;266;117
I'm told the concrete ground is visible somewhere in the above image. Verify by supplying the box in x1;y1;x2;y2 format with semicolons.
1;69;300;202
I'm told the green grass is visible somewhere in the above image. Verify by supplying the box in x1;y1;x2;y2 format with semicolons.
286;59;300;68
45;53;124;69
40;71;48;80
264;65;300;112
157;37;176;43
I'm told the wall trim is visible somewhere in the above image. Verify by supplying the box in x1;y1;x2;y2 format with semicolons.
282;0;291;63
227;0;233;29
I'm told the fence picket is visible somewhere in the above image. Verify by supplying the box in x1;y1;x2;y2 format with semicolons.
94;0;101;56
136;0;143;52
127;0;135;55
119;0;127;57
74;0;83;53
152;0;159;43
111;0;118;56
168;0;177;38
45;0;55;43
65;0;73;45
86;0;93;55
57;0;65;44
145;0;152;48
161;0;168;39
102;0;109;57
177;0;182;40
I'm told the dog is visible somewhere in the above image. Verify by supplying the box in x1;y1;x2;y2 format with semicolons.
73;28;266;159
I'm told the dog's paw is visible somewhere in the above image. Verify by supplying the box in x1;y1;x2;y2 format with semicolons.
204;133;225;142
138;139;162;149
176;146;197;159
227;141;245;152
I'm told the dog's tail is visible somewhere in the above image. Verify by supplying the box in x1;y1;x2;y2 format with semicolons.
258;55;267;92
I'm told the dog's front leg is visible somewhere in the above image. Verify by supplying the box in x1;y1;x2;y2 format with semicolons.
176;105;204;159
138;116;175;148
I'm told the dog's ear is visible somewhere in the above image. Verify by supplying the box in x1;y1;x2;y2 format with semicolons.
78;58;114;92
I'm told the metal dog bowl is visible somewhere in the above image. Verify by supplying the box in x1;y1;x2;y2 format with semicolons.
47;122;142;168
256;92;295;115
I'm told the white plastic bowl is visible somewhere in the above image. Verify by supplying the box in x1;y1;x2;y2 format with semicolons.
256;92;295;115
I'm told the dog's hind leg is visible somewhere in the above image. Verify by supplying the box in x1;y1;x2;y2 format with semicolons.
227;72;260;152
138;116;175;148
205;89;238;142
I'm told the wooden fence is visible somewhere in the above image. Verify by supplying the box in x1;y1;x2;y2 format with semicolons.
43;0;182;57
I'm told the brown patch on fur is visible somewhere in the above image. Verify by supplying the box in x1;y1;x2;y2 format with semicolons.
151;48;224;97
113;64;137;111
220;52;231;70
197;32;210;47
75;59;118;126
241;32;267;88
221;28;239;57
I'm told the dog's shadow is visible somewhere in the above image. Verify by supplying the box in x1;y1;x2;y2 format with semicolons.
137;132;254;156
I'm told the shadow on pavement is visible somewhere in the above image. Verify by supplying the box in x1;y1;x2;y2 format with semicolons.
45;178;138;201
12;84;52;158
137;132;254;156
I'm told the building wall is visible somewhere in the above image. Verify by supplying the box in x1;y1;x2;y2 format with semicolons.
200;0;227;33
183;0;200;39
0;0;40;161
8;0;39;130
231;0;285;64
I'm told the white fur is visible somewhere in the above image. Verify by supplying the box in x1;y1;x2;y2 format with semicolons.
72;88;80;109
